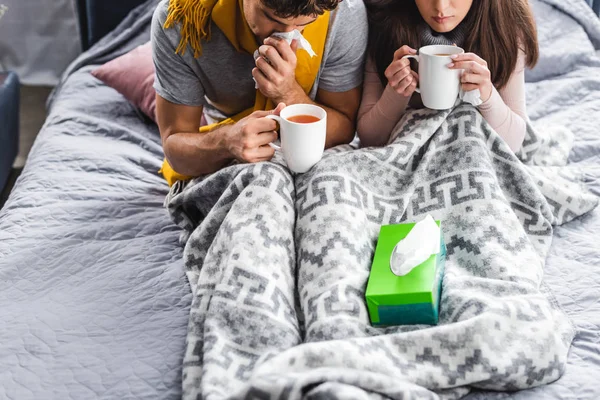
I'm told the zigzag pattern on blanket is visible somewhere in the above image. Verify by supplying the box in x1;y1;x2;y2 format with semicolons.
167;104;597;399
167;160;304;398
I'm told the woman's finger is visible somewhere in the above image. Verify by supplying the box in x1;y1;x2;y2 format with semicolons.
403;75;418;96
448;60;479;70
394;45;417;61
461;72;485;85
461;83;479;92
388;66;412;87
468;61;489;76
385;60;410;79
393;74;413;93
451;52;486;66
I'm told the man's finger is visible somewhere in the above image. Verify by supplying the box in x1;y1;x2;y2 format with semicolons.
265;36;298;63
243;131;278;152
250;117;278;134
272;103;286;115
250;103;286;121
259;44;286;71
257;143;277;159
290;39;298;54
255;56;278;80
252;67;271;94
246;141;277;161
251;154;276;163
256;131;279;147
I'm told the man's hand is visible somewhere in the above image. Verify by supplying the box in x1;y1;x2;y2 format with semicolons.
225;103;286;163
253;37;304;104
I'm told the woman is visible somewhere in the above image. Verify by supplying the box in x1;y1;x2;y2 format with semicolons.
357;0;539;152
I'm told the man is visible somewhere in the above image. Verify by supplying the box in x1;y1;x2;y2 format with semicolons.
151;0;368;184
153;3;367;396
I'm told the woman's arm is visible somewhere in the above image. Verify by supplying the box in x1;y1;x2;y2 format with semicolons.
356;57;414;147
477;53;528;152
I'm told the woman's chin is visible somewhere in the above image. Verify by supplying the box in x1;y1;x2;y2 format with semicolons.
429;20;459;33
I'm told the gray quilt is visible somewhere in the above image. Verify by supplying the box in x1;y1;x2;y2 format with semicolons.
167;95;598;398
1;0;600;399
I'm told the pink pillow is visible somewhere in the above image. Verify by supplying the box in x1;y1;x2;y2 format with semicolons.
92;42;156;122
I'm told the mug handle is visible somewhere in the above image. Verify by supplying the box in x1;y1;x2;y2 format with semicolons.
400;54;421;94
266;115;282;150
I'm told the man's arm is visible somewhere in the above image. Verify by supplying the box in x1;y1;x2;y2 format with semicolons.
253;37;361;148
276;86;361;149
317;87;361;148
152;4;278;177
156;96;231;176
156;95;281;176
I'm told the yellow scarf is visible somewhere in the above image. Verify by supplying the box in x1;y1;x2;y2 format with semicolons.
159;0;330;186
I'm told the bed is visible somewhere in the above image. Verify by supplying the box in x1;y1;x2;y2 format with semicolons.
0;0;599;398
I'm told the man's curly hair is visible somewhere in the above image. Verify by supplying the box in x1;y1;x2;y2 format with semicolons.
261;0;341;18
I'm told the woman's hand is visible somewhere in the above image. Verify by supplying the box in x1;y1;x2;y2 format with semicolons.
448;53;493;102
385;45;419;98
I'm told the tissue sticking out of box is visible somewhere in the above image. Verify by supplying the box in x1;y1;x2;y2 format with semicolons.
390;215;441;276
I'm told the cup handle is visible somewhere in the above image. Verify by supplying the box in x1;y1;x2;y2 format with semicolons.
401;54;420;94
266;114;282;150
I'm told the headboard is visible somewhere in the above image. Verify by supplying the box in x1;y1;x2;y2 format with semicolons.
74;0;598;52
76;0;150;51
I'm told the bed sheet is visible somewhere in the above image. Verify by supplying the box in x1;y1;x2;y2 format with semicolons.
0;0;599;398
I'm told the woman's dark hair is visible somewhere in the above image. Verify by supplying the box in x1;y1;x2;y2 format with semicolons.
365;0;539;89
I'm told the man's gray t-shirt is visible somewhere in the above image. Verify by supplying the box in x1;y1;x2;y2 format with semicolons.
151;0;368;123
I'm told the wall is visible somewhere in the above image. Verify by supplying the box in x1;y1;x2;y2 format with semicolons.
0;0;81;85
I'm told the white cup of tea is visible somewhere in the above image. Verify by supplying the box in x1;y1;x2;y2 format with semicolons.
267;104;327;173
402;45;464;110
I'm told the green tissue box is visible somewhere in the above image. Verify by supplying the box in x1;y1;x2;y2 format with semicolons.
365;221;446;326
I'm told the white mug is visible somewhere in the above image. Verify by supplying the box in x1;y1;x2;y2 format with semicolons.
267;104;327;173
402;45;464;110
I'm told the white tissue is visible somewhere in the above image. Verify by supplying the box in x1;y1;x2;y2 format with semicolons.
253;30;316;60
253;30;317;87
390;215;441;276
460;88;483;107
272;30;316;57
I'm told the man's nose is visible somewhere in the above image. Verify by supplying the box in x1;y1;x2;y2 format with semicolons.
280;25;297;33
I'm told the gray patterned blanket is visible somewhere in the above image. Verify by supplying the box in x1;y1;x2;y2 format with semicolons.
167;104;598;399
